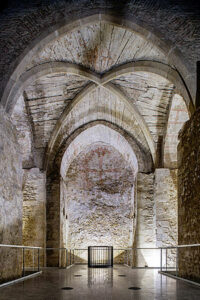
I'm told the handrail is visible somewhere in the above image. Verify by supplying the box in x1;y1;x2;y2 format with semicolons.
0;244;42;249
160;244;200;249
0;243;42;288
159;243;200;287
2;244;200;250
0;245;160;250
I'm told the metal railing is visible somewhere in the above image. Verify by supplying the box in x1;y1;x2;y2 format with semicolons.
160;244;200;286
113;247;169;269
2;244;200;287
0;244;76;287
0;244;42;287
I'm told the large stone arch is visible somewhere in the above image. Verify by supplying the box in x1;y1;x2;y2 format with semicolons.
9;60;192;169
47;119;153;176
102;61;194;115
6;59;192;169
60;125;139;252
55;120;152;174
3;60;194;116
1;13;195;114
46;121;151;266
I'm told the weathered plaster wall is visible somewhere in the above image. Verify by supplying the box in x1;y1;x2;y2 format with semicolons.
22;168;46;267
178;108;200;280
63;143;135;260
0;106;23;282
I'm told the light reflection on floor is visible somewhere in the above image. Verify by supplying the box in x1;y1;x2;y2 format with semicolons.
88;267;113;287
1;265;200;299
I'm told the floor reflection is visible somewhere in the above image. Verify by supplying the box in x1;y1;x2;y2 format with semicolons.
88;267;113;287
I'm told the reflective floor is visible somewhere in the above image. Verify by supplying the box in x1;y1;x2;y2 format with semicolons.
1;265;200;300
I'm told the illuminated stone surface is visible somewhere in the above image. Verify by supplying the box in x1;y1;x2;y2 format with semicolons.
64;143;135;251
0;107;23;282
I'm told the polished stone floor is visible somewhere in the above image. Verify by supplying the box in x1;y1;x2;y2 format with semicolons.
1;265;200;300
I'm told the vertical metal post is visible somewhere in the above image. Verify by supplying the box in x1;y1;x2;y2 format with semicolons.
33;248;34;272
73;250;75;264
111;247;113;267
160;248;162;271
176;247;178;277
22;248;25;277
166;249;167;272
70;249;71;266
58;249;60;268
131;248;133;268
38;248;40;272
66;249;68;267
43;248;45;268
127;250;128;266
16;247;19;275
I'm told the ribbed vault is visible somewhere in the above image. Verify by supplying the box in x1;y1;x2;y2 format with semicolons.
11;59;190;170
8;19;192;169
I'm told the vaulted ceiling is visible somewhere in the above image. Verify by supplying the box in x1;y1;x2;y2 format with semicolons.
11;20;189;171
28;22;168;73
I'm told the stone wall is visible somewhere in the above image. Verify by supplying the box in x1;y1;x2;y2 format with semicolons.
22;168;46;267
0;106;23;282
59;159;179;267
62;143;135;262
178;108;200;280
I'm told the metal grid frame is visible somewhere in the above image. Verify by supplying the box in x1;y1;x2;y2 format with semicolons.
88;246;113;268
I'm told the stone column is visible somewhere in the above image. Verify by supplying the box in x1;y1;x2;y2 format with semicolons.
46;172;60;267
135;172;156;267
22;168;46;268
154;168;178;267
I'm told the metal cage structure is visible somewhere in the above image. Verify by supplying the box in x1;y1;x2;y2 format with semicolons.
88;246;113;268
